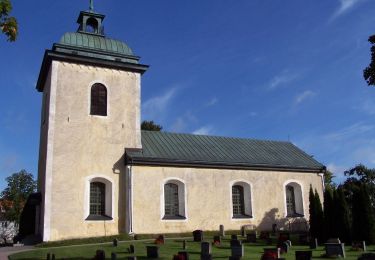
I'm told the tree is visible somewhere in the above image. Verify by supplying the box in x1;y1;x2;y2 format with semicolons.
364;35;375;86
1;170;36;223
352;184;375;243
323;188;336;240
0;0;18;41
314;189;324;242
334;188;351;243
141;120;163;131
324;170;336;190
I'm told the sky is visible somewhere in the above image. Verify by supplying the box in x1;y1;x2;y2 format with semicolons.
0;0;375;189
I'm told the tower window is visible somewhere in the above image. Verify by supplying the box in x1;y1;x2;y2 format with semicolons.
90;83;107;116
86;17;98;33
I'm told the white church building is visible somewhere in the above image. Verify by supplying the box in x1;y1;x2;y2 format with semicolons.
35;5;325;241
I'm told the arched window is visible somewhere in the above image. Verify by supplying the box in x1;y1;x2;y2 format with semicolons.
285;182;304;217
90;182;105;216
231;181;253;218
90;83;107;116
232;185;245;216
86;177;113;221
86;17;98;33
163;180;186;220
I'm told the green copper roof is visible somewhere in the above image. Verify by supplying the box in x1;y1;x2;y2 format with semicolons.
126;131;325;171
59;32;134;56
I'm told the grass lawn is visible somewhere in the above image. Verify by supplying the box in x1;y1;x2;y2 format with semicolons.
9;236;372;260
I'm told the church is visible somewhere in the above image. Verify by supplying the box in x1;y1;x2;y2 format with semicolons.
35;4;326;242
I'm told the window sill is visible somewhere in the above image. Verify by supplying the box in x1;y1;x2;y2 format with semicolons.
232;214;252;219
286;213;304;218
162;215;186;220
85;215;113;221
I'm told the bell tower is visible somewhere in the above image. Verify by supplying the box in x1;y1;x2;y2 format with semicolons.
36;2;148;241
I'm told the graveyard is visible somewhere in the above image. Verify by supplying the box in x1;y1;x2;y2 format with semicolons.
8;231;375;260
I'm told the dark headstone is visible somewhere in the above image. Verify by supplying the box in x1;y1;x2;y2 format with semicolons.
231;244;244;258
178;251;189;260
278;232;290;243
220;225;225;237
193;230;203;242
113;238;118;247
295;251;312;260
325;243;345;258
230;239;242;247
129;244;135;254
111;252;117;260
309;238;318;249
231;234;238;240
200;254;212;260
95;250;105;260
327;238;341;243
47;253;51;260
279;241;289;254
127;257;137;260
260;231;270;240
183;240;187;250
51;254;55;260
146;246;159;259
246;233;256;243
358;253;375;260
353;241;367;252
201;242;211;256
213;235;221;245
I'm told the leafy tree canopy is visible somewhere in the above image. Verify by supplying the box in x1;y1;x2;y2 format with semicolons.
1;170;36;223
324;170;336;190
141;120;163;131
0;0;18;41
363;35;375;86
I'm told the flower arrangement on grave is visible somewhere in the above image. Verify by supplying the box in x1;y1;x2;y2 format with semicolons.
173;254;186;260
212;240;220;246
154;235;165;245
261;251;278;260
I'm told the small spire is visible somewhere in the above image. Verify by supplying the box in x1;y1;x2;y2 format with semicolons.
89;0;94;12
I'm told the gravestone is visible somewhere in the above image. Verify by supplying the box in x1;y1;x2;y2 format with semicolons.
230;239;242;247
183;240;187;250
47;253;51;260
127;257;137;260
324;243;345;258
246;233;257;243
111;252;117;260
113;238;118;247
241;226;246;237
51;254;55;260
193;230;203;242
129;244;135;254
220;225;225;237
231;234;238;240
327;238;341;244
95;250;105;260
263;248;281;259
309;238;318;249
279;241;289;254
146;246;159;258
358;253;375;260
295;251;312;260
285;240;292;247
178;251;189;260
231;244;244;258
228;257;241;260
213;235;221;245
201;242;212;256
352;241;367;252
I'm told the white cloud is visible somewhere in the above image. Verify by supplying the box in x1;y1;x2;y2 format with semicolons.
331;0;364;19
192;126;214;135
268;70;299;90
295;90;316;104
206;97;218;107
324;122;375;141
142;88;177;120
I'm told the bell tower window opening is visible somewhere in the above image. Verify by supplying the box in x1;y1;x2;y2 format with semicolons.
90;83;107;116
86;17;98;34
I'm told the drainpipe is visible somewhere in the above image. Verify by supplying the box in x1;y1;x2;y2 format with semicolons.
127;165;133;234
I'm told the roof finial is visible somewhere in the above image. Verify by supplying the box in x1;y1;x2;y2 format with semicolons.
89;0;94;12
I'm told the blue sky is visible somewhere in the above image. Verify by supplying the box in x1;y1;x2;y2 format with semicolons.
0;0;375;188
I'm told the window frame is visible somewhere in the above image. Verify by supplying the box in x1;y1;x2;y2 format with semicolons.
90;83;108;117
284;181;305;218
230;181;253;220
161;178;187;221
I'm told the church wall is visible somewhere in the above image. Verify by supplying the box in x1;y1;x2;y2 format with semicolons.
131;166;323;234
44;61;141;241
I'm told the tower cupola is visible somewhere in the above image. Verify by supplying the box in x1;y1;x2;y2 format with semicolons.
77;0;105;35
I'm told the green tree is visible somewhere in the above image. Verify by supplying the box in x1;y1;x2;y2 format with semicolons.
352;184;375;243
324;188;336;240
309;186;317;239
324;170;336;190
0;0;18;41
334;188;351;243
141;120;163;131
364;35;375;86
1;170;36;223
